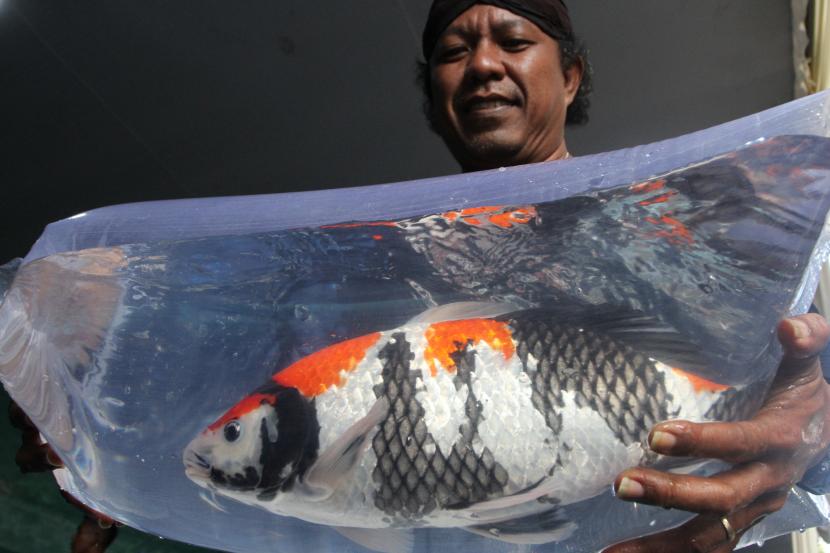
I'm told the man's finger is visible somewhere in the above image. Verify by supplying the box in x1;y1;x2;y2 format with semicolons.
646;416;815;464
776;315;830;374
71;515;118;553
603;491;788;553
614;462;789;512
15;442;63;472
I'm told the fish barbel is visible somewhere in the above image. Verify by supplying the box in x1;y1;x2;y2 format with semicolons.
183;302;762;551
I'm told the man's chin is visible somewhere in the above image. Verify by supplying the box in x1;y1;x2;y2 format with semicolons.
454;134;526;171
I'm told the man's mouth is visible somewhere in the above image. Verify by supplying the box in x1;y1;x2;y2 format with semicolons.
462;95;519;115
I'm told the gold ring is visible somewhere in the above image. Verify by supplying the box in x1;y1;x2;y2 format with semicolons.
720;516;737;542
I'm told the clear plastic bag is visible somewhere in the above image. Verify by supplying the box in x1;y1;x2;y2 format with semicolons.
3;91;830;553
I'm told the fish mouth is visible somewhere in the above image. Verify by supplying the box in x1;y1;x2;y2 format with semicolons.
183;450;211;481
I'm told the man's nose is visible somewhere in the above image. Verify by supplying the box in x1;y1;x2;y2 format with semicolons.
467;41;506;81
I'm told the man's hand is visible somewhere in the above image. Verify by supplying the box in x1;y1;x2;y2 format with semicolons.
604;314;830;553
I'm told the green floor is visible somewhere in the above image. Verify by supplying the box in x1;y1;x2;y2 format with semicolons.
0;388;216;553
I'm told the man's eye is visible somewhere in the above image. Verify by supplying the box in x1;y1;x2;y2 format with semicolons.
437;46;467;62
502;39;532;51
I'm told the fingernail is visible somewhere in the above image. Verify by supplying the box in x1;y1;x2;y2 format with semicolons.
789;319;810;339
649;430;677;452
616;477;645;499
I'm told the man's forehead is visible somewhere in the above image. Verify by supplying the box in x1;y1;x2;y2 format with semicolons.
441;7;537;38
422;0;573;61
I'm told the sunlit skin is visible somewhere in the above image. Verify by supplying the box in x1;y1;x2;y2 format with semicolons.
427;5;830;553
428;5;582;171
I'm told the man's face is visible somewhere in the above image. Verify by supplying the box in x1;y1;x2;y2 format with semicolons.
429;5;582;171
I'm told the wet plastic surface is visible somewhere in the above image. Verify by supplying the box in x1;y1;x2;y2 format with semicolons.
3;93;830;553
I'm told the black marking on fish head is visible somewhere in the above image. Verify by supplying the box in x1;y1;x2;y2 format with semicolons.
209;465;260;491
186;381;319;500
254;381;320;500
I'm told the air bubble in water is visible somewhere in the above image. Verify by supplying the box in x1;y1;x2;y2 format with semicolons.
294;304;310;321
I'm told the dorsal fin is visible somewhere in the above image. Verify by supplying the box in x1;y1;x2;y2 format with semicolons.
503;305;710;374
405;301;522;326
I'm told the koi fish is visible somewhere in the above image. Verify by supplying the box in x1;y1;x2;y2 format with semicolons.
183;302;762;552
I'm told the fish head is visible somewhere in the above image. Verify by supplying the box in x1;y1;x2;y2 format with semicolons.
183;382;319;501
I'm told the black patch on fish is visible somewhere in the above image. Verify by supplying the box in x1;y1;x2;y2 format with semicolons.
210;465;260;491
704;377;768;423
255;382;320;499
371;332;508;519
507;313;674;448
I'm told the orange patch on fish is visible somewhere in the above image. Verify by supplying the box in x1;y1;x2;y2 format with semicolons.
441;206;536;228
630;179;666;193
488;207;537;228
638;191;677;206
208;393;277;431
658;215;693;244
440;206;501;226
672;368;731;394
646;213;694;245
423;319;515;376
274;333;381;396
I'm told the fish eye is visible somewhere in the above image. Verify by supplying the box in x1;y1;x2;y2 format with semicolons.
223;420;242;442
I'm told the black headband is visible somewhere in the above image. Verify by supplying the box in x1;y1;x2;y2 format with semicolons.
422;0;574;62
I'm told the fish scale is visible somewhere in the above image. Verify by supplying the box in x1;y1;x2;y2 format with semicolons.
504;315;674;446
371;332;508;519
703;377;767;422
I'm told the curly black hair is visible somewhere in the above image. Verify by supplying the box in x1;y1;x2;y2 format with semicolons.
416;35;593;130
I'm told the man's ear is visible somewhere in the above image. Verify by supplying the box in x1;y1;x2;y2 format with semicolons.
563;57;584;106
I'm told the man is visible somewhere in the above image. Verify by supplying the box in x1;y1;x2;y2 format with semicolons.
11;3;830;553
419;1;830;552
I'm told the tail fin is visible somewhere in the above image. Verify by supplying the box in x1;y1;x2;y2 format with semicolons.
0;248;126;451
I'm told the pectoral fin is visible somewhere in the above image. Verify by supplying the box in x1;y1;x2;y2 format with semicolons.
300;398;388;500
464;507;577;545
463;477;560;514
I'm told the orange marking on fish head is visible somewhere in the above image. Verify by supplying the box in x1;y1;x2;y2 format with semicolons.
372;234;383;240
423;319;515;376
208;393;277;432
274;332;381;397
671;368;731;394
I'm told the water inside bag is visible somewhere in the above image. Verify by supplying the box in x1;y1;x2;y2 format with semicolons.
4;96;830;552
